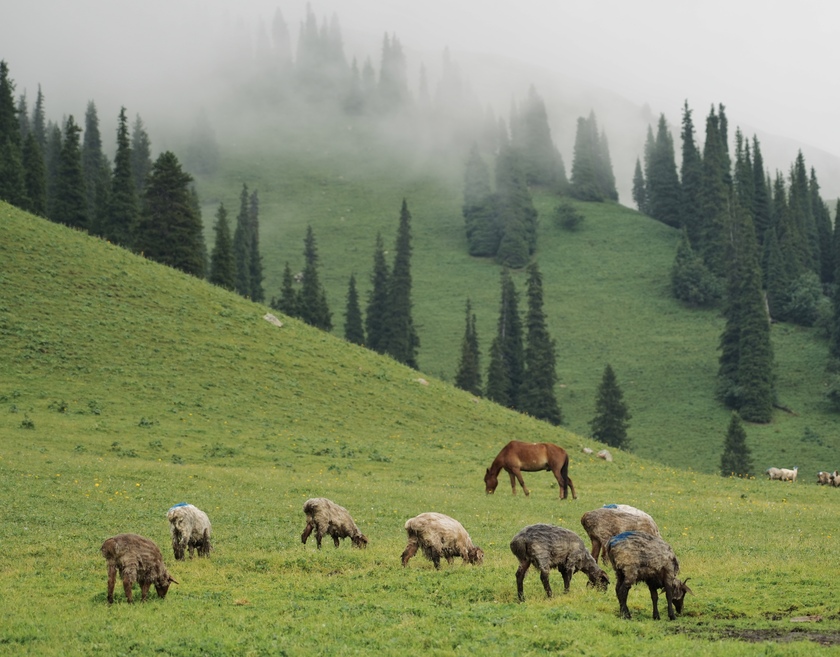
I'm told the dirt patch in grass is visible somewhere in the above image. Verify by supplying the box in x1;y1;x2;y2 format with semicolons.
676;626;840;647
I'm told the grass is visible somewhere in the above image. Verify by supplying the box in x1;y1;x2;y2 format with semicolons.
3;203;840;654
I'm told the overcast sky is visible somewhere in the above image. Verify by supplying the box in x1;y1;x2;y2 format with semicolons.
3;0;839;157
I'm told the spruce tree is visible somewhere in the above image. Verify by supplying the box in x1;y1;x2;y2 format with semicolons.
590;363;631;449
720;412;753;477
52;115;88;229
0;60;25;206
515;85;564;188
365;233;390;353
21;131;46;216
454;298;482;396
463;144;500;256
81;101;110;236
343;273;365;345
698;106;731;277
107;107;137;247
671;229;721;306
248;189;265;302
751;137;772;245
296;225;332;331
679;101;703;245
209;202;235;291
485;268;524;409
631;157;647;214
518;262;562;425
130;114;152;196
382;199;419;368
233;183;252;298
136;151;205;277
31;85;46;151
271;263;299;317
645;114;681;228
570;114;600;201
44;122;62;220
495;145;537;268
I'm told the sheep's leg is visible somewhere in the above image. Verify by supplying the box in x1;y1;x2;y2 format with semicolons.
140;581;152;602
559;567;572;592
401;539;418;567
332;534;340;548
515;561;531;601
314;528;324;549
122;575;134;604
647;582;660;620
106;564;117;604
301;520;315;545
432;553;442;570
615;573;631;619
663;583;677;620
539;568;553;597
589;538;601;564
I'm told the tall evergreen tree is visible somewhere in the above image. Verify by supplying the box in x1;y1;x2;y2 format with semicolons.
830;199;840;362
589;363;631;449
720;412;753;477
810;168;834;285
44;121;62;219
248;189;265;302
365;232;390;354
518;262;562;425
789;151;817;273
81;101;110;236
0;60;25;206
454;298;482;396
485;268;524;409
569;111;616;202
106;107;137;247
209;202;235;291
515;85;565;188
31;85;46;151
378;32;409;112
52;115;88;229
136;151;205;277
751;136;772;245
16;92;29;139
297;225;332;331
680;101;703;245
21;131;46;216
671;229;721;307
463;144;500;256
698;106;731;277
343;273;365;345
645;114;681;228
382;199;419;368
495;144;537;268
130;114;153;196
631;157;647;214
233;183;252;298
271;263;299;317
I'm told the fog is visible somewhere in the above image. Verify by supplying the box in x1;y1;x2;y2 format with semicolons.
4;0;840;196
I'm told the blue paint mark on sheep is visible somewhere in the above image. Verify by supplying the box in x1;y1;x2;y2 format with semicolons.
603;504;618;509
608;531;637;547
169;502;189;511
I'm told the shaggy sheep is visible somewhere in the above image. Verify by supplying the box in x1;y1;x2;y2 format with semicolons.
601;504;658;526
765;467;782;480
832;471;840;487
510;524;609;601
778;467;799;482
580;507;661;564
101;533;177;604
818;471;833;486
167;503;212;560
606;530;692;620
401;512;483;569
301;497;368;549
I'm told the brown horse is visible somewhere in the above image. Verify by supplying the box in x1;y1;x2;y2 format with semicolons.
484;441;577;499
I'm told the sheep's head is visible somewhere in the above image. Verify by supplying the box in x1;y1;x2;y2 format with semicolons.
587;568;610;592
351;534;369;549
155;574;178;599
468;546;484;565
484;469;498;494
671;577;693;614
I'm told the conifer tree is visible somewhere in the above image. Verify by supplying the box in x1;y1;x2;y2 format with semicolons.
365;233;390;354
209;202;235;291
515;86;564;188
680;101;703;245
751;137;772;245
130;114;152;196
233;183;252;298
590;363;631;449
44;122;62;219
382;199;419;368
21;131;46;216
570;111;616;202
720;412;753;477
106;107;137;247
463;144;500;256
789;151;817;273
343;273;365;345
810;168;834;285
81;101;110;236
454;298;482;396
518;262;562;425
671;229;721;306
645;114;681;228
495;144;537;268
0;60;25;206
698;106;731;277
271;263;299;317
631;157;647;214
596;129;618;202
16;92;29;139
53;115;88;229
297;225;332;331
378;33;409;111
830;199;840;362
248;189;265;302
136;151;205;277
31;85;46;151
485;268;524;409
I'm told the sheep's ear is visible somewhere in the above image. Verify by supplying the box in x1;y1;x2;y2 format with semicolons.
682;578;693;594
169;576;179;585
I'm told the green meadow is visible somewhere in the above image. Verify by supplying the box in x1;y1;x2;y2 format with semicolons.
3;203;840;655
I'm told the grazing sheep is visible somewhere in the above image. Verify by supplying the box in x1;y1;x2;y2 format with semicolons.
601;504;658;526
401;512;483;569
832;471;840;487
100;533;177;604
581;507;660;565
777;466;798;482
301;497;368;549
765;467;782;480
606;531;692;620
167;503;212;560
818;471;833;486
510;524;609;601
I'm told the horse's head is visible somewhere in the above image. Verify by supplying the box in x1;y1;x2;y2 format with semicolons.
484;468;498;494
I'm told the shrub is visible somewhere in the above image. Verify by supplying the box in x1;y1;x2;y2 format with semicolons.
782;272;825;327
553;201;585;231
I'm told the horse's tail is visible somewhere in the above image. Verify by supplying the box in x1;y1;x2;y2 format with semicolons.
560;451;577;500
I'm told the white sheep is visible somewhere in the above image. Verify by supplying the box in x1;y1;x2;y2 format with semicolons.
778;467;798;482
765;467;783;480
301;497;368;549
401;512;483;569
167;503;212;560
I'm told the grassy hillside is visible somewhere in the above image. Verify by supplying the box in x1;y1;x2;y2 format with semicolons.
3;204;840;654
191;118;839;477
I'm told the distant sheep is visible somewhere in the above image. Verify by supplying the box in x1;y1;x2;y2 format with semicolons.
832;471;840;487
606;530;692;620
401;512;483;569
301;497;368;549
101;533;177;604
581;507;660;565
510;524;609;601
778;467;798;482
167;503;212;560
818;471;833;486
765;467;782;480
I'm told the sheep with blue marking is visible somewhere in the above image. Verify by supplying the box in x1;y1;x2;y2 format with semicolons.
606;530;692;620
167;503;212;560
580;506;660;565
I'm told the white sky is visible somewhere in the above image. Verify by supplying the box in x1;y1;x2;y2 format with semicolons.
3;0;839;162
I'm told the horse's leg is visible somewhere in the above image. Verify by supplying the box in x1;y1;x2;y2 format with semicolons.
510;468;529;496
566;475;577;500
553;468;567;499
507;469;518;495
